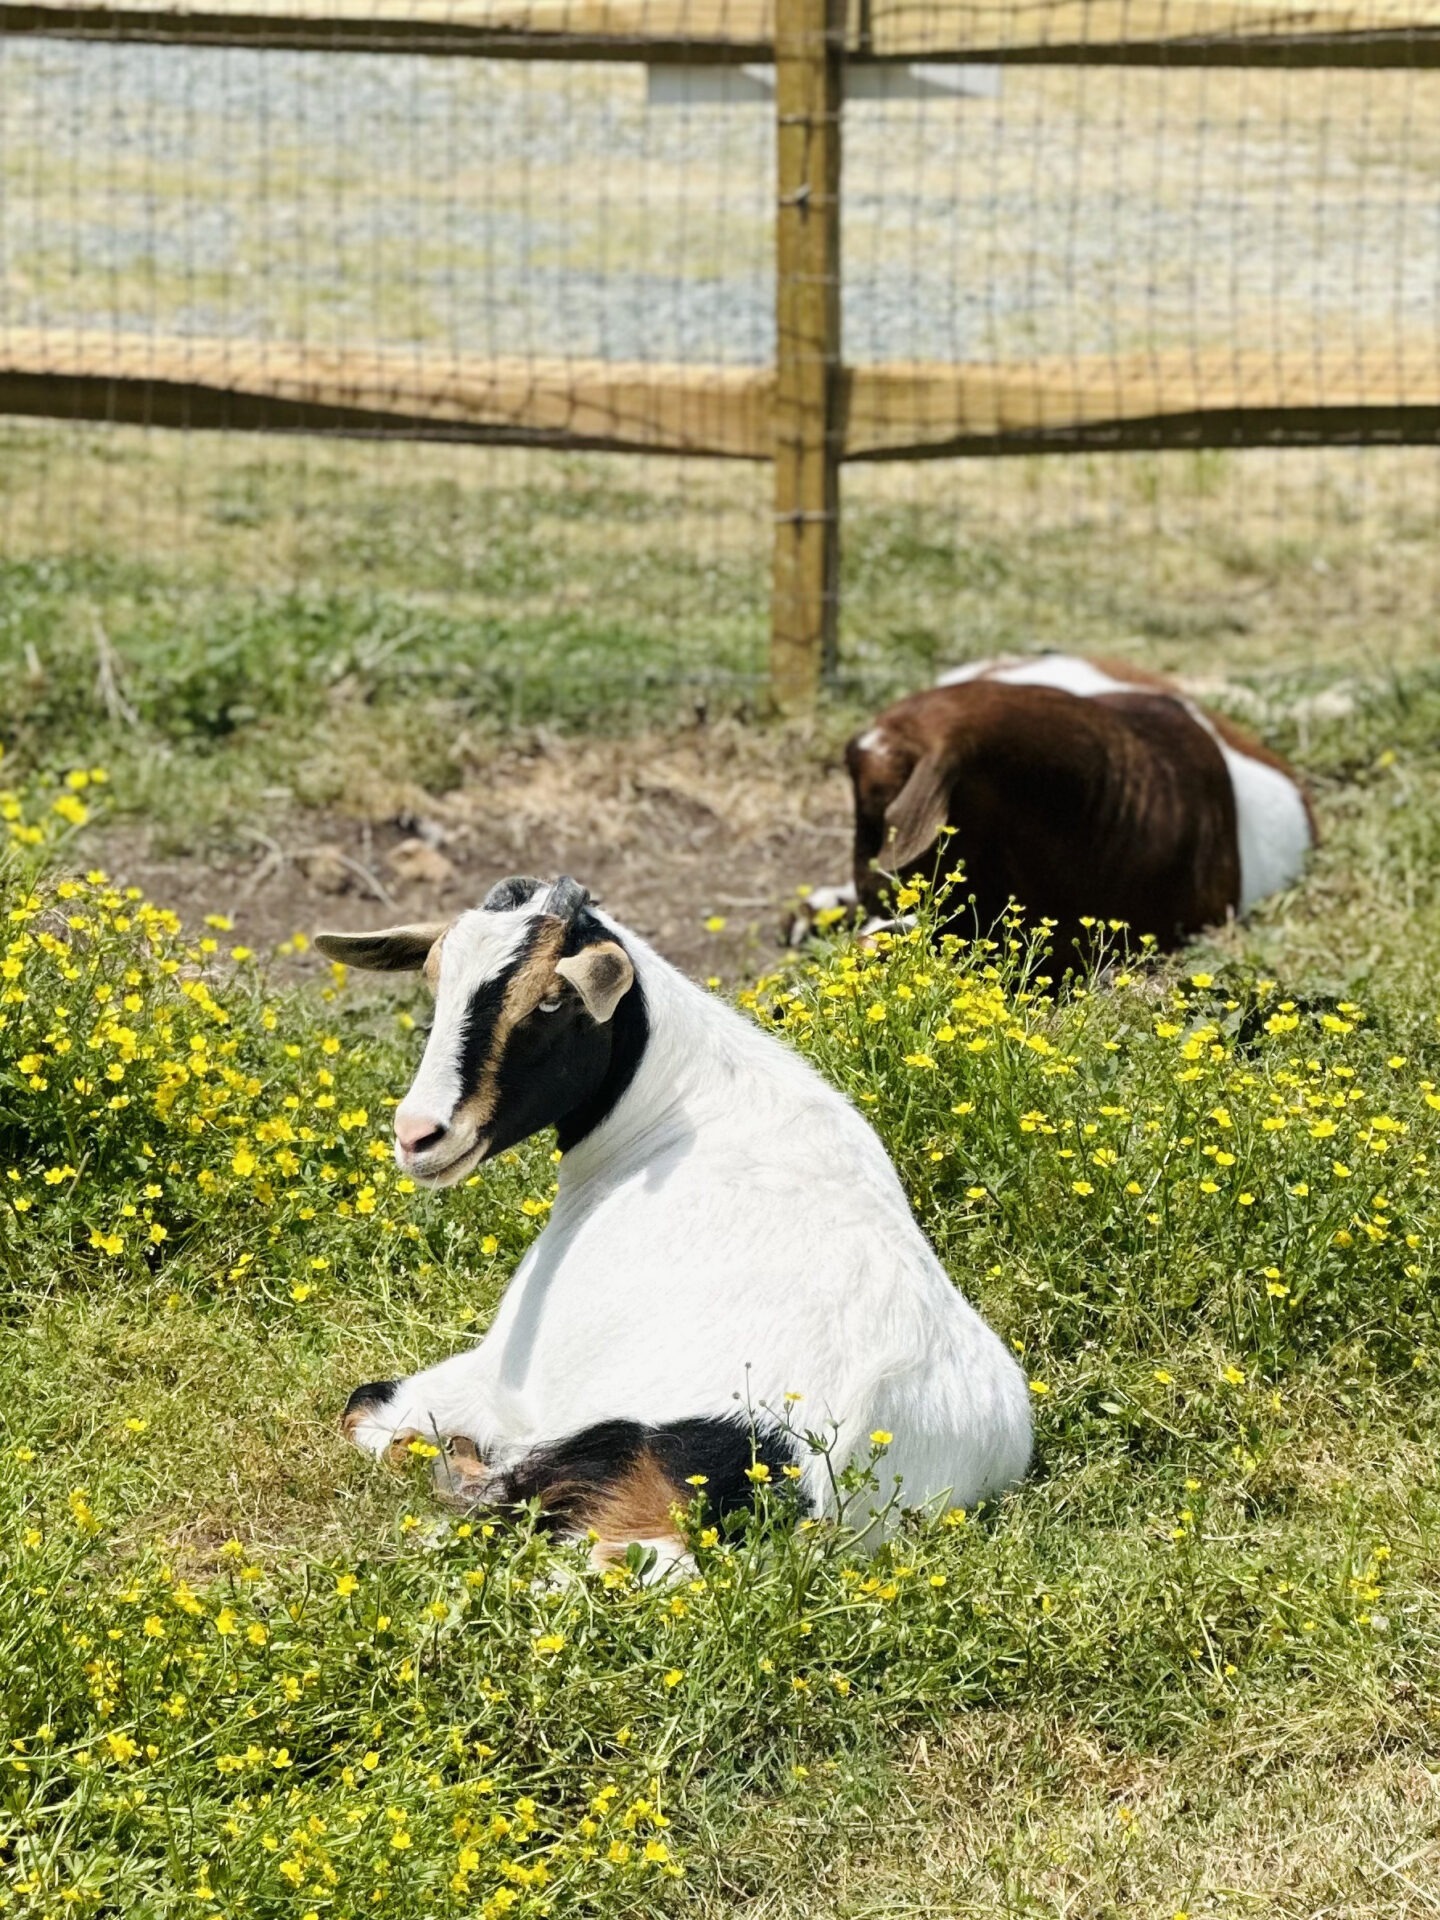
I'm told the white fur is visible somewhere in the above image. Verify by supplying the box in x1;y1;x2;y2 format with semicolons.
356;899;1033;1524
936;653;1140;699
803;882;858;915
787;880;859;949
1212;738;1313;912
1190;722;1313;913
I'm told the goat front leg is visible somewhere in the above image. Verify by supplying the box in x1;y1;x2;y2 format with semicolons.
430;1435;498;1510
342;1347;496;1466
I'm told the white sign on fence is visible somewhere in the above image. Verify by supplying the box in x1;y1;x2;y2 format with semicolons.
646;62;1002;105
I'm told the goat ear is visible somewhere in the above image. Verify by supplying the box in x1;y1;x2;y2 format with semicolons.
314;924;446;972
554;941;634;1024
881;755;952;870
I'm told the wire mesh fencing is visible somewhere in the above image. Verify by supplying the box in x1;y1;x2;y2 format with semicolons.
0;37;778;728
838;56;1440;699
0;0;1437;727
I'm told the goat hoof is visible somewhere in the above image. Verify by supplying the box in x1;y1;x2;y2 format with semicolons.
431;1436;495;1511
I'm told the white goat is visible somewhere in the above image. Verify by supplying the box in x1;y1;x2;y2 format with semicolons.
317;875;1031;1564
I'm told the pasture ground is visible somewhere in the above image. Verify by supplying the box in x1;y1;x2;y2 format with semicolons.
5;422;1440;973
3;423;1440;1917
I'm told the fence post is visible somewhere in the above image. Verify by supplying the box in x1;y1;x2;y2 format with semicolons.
771;0;844;711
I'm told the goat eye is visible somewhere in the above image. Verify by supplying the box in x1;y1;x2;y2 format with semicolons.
537;996;563;1015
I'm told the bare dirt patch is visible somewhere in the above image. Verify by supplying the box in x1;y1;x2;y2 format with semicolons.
92;723;854;983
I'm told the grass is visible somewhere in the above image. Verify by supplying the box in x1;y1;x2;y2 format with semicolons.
5;673;1440;1914
2;422;1439;852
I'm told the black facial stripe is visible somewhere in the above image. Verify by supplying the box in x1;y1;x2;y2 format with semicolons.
438;909;649;1160
553;962;647;1153
453;972;510;1105
453;919;549;1101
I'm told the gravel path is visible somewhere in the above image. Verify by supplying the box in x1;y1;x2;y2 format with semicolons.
2;42;1437;365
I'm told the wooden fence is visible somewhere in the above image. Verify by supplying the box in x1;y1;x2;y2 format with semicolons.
4;0;1440;705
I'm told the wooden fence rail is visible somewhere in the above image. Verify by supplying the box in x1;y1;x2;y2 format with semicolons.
4;0;1440;701
6;0;1440;60
7;334;1439;458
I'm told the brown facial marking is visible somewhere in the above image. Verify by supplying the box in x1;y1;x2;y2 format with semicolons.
452;916;570;1138
422;932;447;992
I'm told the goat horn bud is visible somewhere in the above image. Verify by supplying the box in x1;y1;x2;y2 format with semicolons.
543;875;591;924
482;875;546;912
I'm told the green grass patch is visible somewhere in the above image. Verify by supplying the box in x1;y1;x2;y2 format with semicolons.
3;770;1440;1915
5;425;1439;848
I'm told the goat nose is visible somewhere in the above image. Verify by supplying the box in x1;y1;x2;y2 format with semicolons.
395;1111;449;1155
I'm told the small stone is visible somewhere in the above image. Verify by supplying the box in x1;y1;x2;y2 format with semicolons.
388;838;456;887
297;844;352;894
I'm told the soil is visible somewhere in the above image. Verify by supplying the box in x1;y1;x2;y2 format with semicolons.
92;724;855;985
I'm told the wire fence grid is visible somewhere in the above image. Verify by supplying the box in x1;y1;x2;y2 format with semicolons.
1;3;1437;725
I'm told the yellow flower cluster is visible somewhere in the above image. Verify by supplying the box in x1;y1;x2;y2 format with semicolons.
5;1496;692;1914
2;780;560;1283
1;763;107;848
765;893;1437;1399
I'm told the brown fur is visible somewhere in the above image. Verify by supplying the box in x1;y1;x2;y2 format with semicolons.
583;1451;688;1554
962;654;1317;839
499;1446;683;1538
429;1439;688;1559
845;661;1309;964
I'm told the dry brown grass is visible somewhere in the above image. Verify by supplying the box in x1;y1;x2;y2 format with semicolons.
701;1711;1440;1919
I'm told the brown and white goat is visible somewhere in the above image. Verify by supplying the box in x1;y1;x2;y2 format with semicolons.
800;654;1313;963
